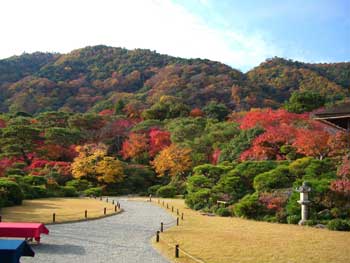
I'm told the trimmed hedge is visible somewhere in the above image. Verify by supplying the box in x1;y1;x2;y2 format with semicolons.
233;193;264;219
327;219;350;231
156;185;177;198
60;186;79;197
253;165;293;192
185;188;212;210
0;179;24;207
84;187;102;197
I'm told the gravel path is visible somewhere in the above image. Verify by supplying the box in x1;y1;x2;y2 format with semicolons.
22;198;174;263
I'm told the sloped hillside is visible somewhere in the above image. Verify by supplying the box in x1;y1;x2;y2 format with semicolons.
0;46;349;114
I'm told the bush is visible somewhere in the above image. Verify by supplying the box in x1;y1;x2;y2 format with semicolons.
304;220;318;226
5;168;26;176
327;219;350;231
330;208;343;218
23;176;47;186
7;175;24;183
122;165;157;194
233;193;264;219
61;186;79;197
193;164;230;183
0;179;24;206
253;165;293;192
66;179;90;192
84;187;103;197
22;185;48;199
156;185;177;198
262;215;277;223
216;207;231;217
187;175;212;193
232;161;278;189
185;189;212;210
304;159;336;180
289;157;313;178
213;174;246;203
148;185;162;195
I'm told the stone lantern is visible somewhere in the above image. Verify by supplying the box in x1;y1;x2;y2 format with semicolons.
296;182;311;225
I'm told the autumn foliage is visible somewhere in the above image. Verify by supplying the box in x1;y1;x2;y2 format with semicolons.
149;129;171;157
120;133;149;160
152;144;192;178
72;144;124;184
239;109;344;161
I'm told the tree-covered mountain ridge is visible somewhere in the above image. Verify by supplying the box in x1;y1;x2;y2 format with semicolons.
0;45;349;114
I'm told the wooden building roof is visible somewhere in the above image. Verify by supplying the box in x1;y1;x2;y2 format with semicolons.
313;102;350;131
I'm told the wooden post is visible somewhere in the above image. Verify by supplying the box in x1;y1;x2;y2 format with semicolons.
0;215;2;222
175;245;179;258
106;198;108;203
52;213;56;223
161;222;164;232
85;210;87;219
104;208;107;215
177;217;179;226
156;231;160;242
181;213;184;220
112;200;115;205
115;205;117;212
172;206;174;212
177;209;179;215
166;203;169;209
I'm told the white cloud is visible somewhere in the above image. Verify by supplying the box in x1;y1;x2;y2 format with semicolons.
0;0;281;70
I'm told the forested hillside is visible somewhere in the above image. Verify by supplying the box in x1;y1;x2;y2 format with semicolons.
0;45;349;114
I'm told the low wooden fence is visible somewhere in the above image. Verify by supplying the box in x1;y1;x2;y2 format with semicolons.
152;198;206;263
0;196;121;224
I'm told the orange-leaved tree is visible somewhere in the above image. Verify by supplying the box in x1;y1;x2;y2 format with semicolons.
120;133;148;161
149;128;171;157
152;144;192;178
72;143;124;184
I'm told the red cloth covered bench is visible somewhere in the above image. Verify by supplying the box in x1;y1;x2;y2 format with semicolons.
0;223;49;243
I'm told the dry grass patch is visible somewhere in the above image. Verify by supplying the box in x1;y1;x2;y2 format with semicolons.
138;198;350;263
1;197;118;224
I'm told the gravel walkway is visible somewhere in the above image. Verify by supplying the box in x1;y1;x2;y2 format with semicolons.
22;198;174;263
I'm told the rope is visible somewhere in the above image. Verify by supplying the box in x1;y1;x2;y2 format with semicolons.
159;237;206;263
178;247;206;263
52;206;118;219
155;199;206;263
163;219;177;226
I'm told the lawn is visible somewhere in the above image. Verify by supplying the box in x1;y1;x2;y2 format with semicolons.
0;197;118;224
146;198;350;263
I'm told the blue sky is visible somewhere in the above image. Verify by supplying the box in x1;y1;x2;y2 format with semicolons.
176;0;350;65
0;0;349;71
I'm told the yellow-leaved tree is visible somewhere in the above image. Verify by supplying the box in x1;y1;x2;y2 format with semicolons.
152;144;192;178
72;143;124;184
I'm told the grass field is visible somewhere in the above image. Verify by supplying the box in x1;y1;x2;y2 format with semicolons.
0;197;119;224
145;198;350;263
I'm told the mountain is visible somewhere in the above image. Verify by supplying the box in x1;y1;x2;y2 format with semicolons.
0;46;349;114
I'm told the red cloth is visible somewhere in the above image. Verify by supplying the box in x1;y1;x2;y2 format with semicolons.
0;223;49;242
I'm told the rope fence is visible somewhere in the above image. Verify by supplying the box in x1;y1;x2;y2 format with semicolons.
152;197;206;263
49;196;121;223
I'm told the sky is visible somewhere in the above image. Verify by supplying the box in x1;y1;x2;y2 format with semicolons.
0;0;349;71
